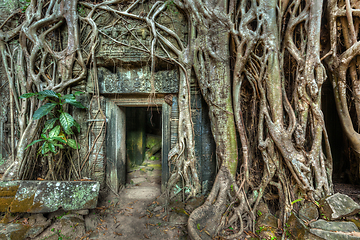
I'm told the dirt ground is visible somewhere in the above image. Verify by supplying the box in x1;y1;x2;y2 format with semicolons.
3;160;360;239
0;158;203;240
79;158;190;240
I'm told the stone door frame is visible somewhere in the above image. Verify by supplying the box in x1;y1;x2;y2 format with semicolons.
105;96;171;193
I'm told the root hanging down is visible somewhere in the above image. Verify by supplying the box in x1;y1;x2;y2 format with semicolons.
0;0;346;239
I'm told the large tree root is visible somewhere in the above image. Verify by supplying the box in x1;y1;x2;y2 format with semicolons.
187;166;252;240
188;167;232;240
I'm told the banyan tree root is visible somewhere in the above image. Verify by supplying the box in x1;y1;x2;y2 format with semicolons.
0;0;337;239
184;0;333;238
188;167;234;240
0;0;201;184
0;0;86;180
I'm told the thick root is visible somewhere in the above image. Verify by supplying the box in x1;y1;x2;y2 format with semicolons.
188;167;233;240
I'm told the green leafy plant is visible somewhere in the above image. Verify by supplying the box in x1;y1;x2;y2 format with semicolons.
284;223;291;238
256;226;265;234
77;4;86;16
290;198;303;205
0;156;5;166
165;0;179;14
20;0;31;12
20;90;85;156
321;213;329;220
257;210;262;217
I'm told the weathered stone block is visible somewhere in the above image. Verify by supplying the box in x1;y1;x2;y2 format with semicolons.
299;201;319;221
310;228;360;240
320;193;360;220
0;181;100;213
256;213;278;229
286;212;309;239
0;223;31;240
255;213;278;239
59;214;86;239
98;67;179;94
0;215;51;240
310;219;359;232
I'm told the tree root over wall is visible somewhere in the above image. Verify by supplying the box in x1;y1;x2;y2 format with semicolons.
5;0;360;239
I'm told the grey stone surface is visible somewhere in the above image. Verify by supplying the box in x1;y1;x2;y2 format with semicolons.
98;67;179;94
125;187;160;200
27;214;52;238
0;180;100;213
60;215;86;239
85;213;99;232
286;213;309;239
168;212;188;225
321;193;360;220
256;213;278;229
255;213;278;240
36;214;86;240
131;177;147;185
310;219;359;232
0;216;51;240
0;223;29;240
310;228;360;240
71;209;90;215
299;201;319;221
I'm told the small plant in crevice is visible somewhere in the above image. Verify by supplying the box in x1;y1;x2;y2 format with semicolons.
20;90;85;156
255;225;265;234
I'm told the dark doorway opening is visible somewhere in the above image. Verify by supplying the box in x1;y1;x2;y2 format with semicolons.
322;80;347;183
125;107;162;186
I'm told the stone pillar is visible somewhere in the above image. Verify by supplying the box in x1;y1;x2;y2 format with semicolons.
88;96;106;186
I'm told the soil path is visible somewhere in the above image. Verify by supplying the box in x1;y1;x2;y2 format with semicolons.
81;158;189;240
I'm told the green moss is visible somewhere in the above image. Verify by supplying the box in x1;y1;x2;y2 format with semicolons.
146;135;161;149
146;163;161;170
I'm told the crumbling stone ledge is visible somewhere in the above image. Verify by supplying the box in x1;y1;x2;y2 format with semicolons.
0;181;100;213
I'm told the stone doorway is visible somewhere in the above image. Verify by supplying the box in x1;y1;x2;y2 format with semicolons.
125;107;162;188
105;97;171;194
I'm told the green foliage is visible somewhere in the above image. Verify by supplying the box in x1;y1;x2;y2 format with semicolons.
284;223;291;238
256;226;265;234
77;4;86;17
0;156;5;166
257;210;262;216
165;0;179;14
197;223;201;230
20;90;86;156
21;0;31;13
320;213;329;220
290;198;303;205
